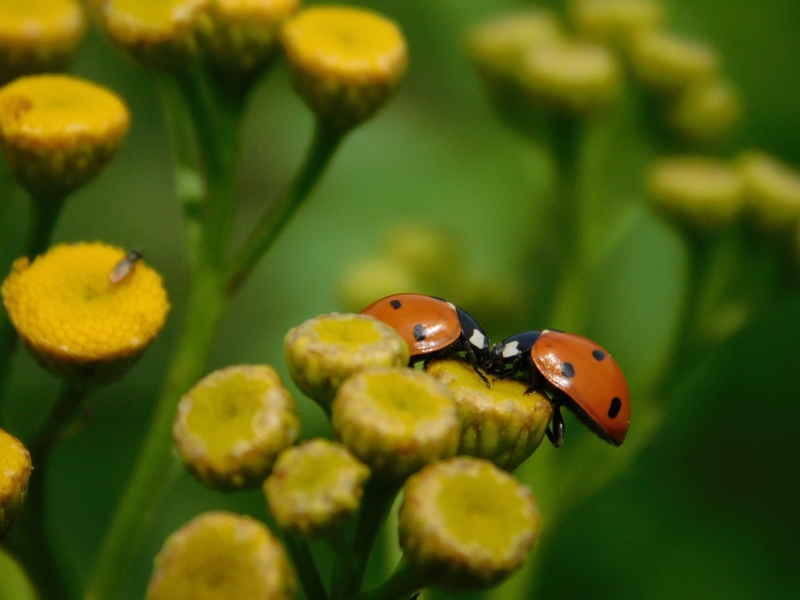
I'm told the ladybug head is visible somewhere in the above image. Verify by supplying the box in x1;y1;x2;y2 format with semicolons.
483;342;508;375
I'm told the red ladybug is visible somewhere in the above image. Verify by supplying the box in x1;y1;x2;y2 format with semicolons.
487;330;630;447
361;293;491;384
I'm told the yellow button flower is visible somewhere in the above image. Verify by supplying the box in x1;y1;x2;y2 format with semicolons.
282;6;408;131
2;242;170;384
668;78;742;146
173;365;300;491
0;75;129;198
630;30;718;93
94;0;211;70
146;511;296;600
0;428;31;541
0;0;86;85
570;0;664;47
738;150;800;231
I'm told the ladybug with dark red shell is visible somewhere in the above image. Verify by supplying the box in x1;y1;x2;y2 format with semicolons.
361;293;491;384
487;330;630;447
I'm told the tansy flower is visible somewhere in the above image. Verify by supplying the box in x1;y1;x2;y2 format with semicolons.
281;6;408;132
629;30;718;94
569;0;664;48
737;150;800;232
399;457;541;591
0;75;129;199
173;365;300;491
1;242;170;385
0;428;31;541
264;439;370;539
668;78;742;146
146;511;296;600
0;0;86;85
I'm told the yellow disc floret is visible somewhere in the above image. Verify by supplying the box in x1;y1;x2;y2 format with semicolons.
282;6;408;131
0;75;129;198
0;0;86;85
0;429;31;541
2;242;169;384
146;511;296;600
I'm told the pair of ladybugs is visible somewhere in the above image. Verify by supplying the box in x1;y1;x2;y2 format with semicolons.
362;293;630;448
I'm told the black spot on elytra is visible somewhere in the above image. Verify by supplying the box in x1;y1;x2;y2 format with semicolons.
561;362;575;378
390;299;402;309
592;349;606;361
608;397;622;419
413;324;426;341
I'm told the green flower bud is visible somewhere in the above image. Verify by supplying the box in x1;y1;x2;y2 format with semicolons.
629;30;718;94
570;0;665;47
281;6;408;132
646;156;744;231
668;78;742;146
399;457;541;591
426;359;552;471
0;75;130;199
338;256;420;314
0;0;86;85
737;150;800;231
384;222;464;287
332;368;459;481
93;0;211;71
520;39;623;116
284;313;409;413
173;365;300;491
146;511;296;600
264;439;370;539
0;429;31;541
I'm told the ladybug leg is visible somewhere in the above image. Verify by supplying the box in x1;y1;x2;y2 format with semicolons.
545;402;565;448
523;356;540;395
465;343;490;387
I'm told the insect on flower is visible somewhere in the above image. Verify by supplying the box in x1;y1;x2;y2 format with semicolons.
109;249;143;283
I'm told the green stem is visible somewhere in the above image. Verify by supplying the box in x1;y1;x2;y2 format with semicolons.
85;267;227;600
354;560;426;600
283;532;328;600
4;381;92;600
225;120;344;297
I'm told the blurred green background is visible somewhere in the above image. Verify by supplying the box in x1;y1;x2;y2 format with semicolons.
2;0;800;598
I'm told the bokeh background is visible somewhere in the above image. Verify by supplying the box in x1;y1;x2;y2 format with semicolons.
1;0;800;598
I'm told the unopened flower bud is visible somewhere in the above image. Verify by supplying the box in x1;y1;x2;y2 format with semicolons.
399;457;541;591
146;511;296;600
338;256;420;314
668;78;742;146
0;0;86;85
521;39;623;116
1;242;170;385
0;429;31;540
281;6;408;132
570;0;665;47
332;367;459;481
284;313;409;413
646;156;744;231
426;359;551;471
737;150;800;231
93;0;210;70
0;75;129;199
629;30;718;94
264;439;369;538
200;0;299;86
173;365;300;491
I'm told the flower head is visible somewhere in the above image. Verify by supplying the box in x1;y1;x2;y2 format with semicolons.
284;313;409;413
173;365;300;491
0;0;86;85
570;0;664;47
146;511;296;600
629;30;718;94
332;367;459;481
427;359;552;471
399;457;541;591
2;242;169;384
281;6;408;132
0;75;129;198
0;429;31;541
264;439;370;538
668;78;742;146
737;150;800;232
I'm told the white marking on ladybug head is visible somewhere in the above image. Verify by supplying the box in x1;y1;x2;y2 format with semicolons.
469;329;486;349
502;341;520;358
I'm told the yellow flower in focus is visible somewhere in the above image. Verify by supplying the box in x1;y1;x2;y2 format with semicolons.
146;511;296;600
2;242;170;384
0;75;129;198
0;429;31;541
282;6;408;131
0;0;86;85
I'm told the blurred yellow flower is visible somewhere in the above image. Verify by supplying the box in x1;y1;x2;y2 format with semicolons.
0;428;31;541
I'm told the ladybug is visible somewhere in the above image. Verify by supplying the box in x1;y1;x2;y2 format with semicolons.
487;330;630;447
361;293;491;384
